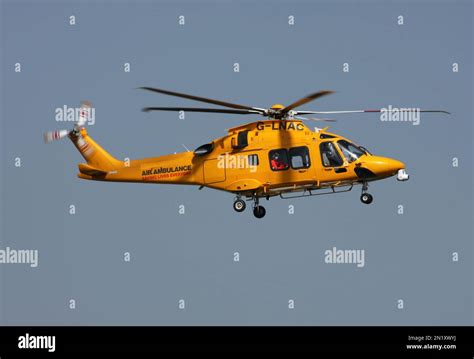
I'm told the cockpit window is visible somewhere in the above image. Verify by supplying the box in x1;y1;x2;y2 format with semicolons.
359;146;371;155
320;142;343;167
337;140;365;163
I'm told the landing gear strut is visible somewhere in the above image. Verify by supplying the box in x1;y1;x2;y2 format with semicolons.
360;182;373;204
252;196;266;219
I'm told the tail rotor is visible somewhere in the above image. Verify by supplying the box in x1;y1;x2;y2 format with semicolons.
77;101;92;128
44;129;70;143
44;101;92;144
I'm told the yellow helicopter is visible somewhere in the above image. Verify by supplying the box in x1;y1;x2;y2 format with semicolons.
45;87;449;218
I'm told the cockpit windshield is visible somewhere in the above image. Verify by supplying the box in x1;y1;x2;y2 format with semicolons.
337;140;366;163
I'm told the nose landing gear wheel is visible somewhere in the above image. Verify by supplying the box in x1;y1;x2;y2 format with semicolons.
253;205;266;218
360;193;373;204
233;199;246;212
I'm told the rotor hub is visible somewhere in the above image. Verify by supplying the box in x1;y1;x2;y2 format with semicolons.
267;104;297;120
270;104;285;110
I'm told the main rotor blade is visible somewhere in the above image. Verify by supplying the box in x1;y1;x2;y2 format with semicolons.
294;116;337;122
139;87;266;113
281;90;335;114
295;109;451;115
142;107;261;115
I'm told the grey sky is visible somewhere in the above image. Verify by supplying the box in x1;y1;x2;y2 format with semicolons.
0;0;472;325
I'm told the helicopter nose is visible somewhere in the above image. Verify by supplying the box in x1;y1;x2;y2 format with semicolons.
359;156;405;178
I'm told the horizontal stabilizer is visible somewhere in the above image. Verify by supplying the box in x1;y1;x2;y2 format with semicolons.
78;163;108;176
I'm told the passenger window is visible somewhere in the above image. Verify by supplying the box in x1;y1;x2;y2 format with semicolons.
269;149;289;171
320;142;343;167
248;154;259;166
289;146;311;169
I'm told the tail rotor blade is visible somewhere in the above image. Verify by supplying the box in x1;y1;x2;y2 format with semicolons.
44;130;69;144
77;101;92;127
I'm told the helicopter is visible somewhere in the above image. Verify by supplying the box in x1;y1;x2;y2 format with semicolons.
44;87;449;218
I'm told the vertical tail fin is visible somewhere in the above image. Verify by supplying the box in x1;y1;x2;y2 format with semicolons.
44;101;122;172
70;128;121;171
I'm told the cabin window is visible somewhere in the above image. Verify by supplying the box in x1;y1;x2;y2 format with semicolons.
248;154;259;166
337;140;365;163
289;146;311;169
320;142;343;167
269;149;289;171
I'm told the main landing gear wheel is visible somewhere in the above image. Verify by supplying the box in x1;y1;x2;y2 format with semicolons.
360;193;373;204
233;199;246;212
253;205;266;219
